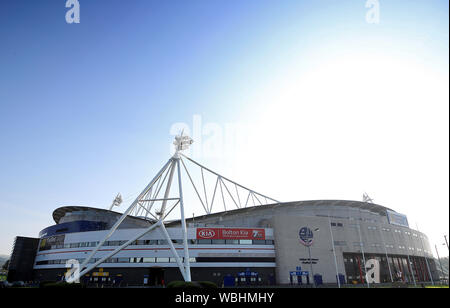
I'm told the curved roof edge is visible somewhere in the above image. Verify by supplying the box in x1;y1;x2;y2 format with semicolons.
52;206;156;224
166;199;396;226
53;200;394;225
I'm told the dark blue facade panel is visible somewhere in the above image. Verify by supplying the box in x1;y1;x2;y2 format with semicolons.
39;221;107;238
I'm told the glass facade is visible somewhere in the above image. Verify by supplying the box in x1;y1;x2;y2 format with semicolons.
343;252;437;284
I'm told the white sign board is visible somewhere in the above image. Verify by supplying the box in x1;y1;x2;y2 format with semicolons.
386;210;409;227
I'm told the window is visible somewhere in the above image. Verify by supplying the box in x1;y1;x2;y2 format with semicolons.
118;258;129;263
198;239;212;244
70;243;80;248
212;239;226;244
331;222;337;226
265;240;274;245
239;240;252;245
252;240;266;245
158;240;168;245
157;257;169;263
337;223;343;227
225;239;239;245
143;257;155;263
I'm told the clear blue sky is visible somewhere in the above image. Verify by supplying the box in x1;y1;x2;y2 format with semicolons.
0;0;448;256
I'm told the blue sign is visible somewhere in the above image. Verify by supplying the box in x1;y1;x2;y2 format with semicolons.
238;271;258;277
290;271;309;276
296;266;302;271
299;227;314;246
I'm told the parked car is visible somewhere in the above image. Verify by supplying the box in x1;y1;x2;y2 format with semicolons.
11;281;25;287
0;280;12;288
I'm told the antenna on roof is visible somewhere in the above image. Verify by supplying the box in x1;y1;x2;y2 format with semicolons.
173;130;194;155
362;193;374;203
109;193;123;211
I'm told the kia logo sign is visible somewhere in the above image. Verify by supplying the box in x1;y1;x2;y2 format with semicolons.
198;229;216;239
196;228;265;240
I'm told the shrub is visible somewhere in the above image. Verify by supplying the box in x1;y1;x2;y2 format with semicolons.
39;281;55;288
197;281;218;288
40;282;84;288
166;280;218;288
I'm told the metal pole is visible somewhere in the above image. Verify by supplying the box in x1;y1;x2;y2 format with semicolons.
328;214;340;288
158;222;187;281
444;235;449;250
356;208;369;288
180;154;280;204
435;244;444;283
176;158;191;282
308;245;315;287
406;254;417;286
416;224;434;285
79;158;172;271
159;160;177;216
78;220;163;279
378;224;394;283
357;224;369;288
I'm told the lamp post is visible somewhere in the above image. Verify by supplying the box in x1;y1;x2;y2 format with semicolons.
308;228;320;288
299;226;319;288
435;244;444;283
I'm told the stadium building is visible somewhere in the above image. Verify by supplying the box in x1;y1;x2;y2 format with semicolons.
8;136;438;286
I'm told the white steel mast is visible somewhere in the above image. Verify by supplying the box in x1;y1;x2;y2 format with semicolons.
69;134;279;283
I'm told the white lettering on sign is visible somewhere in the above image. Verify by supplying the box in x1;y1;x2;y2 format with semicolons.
198;229;216;238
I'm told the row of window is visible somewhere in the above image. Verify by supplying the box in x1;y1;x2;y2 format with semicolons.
35;255;277;266
36;257;197;266
347;225;423;238
334;240;427;251
351;242;423;250
39;239;275;251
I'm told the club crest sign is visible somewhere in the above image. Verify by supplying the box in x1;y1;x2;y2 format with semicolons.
299;227;314;246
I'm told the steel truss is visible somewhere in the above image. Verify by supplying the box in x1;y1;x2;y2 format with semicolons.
73;135;280;282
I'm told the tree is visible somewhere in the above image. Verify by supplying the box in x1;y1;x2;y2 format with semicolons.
2;259;9;270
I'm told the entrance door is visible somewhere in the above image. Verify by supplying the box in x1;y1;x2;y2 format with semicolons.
148;268;165;286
